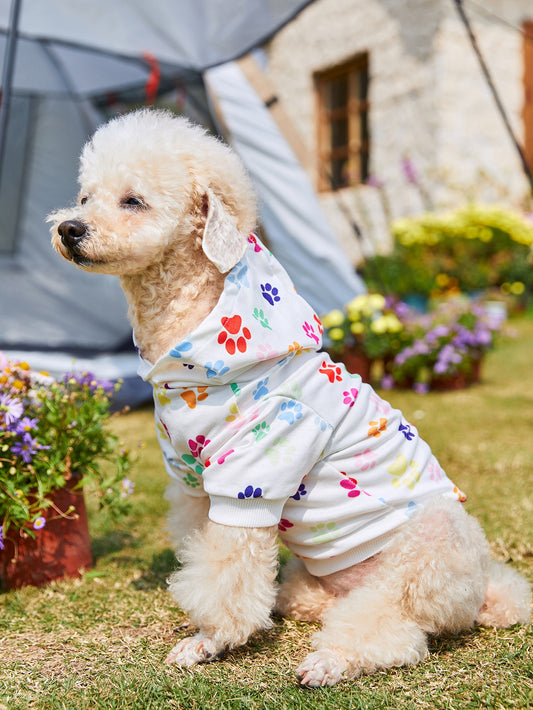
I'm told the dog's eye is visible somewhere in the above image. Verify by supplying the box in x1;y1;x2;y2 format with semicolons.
121;195;146;210
80;196;89;205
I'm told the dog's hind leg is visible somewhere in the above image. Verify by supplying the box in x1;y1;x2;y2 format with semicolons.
297;498;499;686
476;560;531;628
165;522;279;666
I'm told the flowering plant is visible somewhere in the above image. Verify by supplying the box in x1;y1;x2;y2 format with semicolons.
322;294;405;360
387;299;502;392
0;353;133;548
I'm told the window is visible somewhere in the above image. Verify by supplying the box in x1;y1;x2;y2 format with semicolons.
315;54;370;190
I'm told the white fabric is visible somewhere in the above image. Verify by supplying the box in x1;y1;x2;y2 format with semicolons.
138;237;465;576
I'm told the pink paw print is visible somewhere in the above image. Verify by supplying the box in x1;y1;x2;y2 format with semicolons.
278;518;294;532
340;473;361;497
188;435;210;458
248;235;262;252
218;315;251;355
428;460;443;482
354;448;377;471
256;343;278;360
302;321;320;344
343;387;359;407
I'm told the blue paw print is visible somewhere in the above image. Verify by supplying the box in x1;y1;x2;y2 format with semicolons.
238;485;263;499
290;483;307;501
253;378;270;400
205;360;230;378
227;263;249;288
278;400;303;425
314;416;327;432
169;340;193;358
261;282;280;305
399;422;415;441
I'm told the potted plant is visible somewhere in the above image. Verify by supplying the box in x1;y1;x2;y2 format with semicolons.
387;299;503;393
0;353;134;589
322;294;405;381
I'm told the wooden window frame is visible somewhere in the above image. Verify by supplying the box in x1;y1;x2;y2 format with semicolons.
315;54;370;191
524;21;533;170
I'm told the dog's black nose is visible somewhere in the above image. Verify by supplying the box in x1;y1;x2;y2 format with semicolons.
58;219;87;249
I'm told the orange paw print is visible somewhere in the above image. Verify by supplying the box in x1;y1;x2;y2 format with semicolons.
368;418;387;438
454;486;467;503
218;315;251;355
180;386;209;409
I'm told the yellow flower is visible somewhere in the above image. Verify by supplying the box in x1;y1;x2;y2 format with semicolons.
350;322;365;335
322;309;345;329
329;327;345;341
16;361;30;370
510;281;525;295
12;380;24;390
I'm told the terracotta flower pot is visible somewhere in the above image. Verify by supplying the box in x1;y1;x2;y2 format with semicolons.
331;348;373;382
430;357;483;392
0;482;92;590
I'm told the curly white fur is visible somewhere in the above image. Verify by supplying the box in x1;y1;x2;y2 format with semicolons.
49;109;531;687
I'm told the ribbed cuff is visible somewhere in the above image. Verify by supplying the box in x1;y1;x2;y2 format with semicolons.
208;495;285;527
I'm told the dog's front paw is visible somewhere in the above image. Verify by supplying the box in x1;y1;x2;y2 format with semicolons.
296;650;347;687
164;633;219;666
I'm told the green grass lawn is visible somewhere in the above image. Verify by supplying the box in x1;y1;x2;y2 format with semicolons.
1;318;532;709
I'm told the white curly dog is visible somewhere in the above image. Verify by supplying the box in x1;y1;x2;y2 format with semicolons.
49;109;531;687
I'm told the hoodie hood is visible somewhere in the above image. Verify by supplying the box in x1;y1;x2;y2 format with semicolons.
137;235;324;387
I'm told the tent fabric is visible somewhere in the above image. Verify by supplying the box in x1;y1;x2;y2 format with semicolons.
0;0;365;399
0;0;315;87
205;61;366;316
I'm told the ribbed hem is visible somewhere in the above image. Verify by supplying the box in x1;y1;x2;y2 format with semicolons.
298;529;398;577
208;495;285;527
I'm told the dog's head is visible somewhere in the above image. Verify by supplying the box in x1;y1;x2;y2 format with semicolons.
48;109;257;276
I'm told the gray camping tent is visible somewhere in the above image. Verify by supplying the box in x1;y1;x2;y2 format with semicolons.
0;0;365;398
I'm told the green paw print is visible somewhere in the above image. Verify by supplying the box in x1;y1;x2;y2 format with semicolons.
265;437;296;465
310;522;339;544
252;307;272;330
183;472;201;488
252;421;271;441
181;453;204;476
230;382;241;397
280;382;303;399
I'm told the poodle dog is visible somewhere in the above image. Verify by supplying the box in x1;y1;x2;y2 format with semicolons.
49;109;531;687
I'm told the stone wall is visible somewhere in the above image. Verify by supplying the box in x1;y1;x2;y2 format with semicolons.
265;0;532;262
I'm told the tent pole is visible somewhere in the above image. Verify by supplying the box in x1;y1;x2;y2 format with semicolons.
0;0;22;177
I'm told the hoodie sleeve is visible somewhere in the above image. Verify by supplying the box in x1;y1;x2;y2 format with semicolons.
199;395;333;527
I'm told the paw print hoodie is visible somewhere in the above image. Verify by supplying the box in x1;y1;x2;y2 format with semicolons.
137;235;465;576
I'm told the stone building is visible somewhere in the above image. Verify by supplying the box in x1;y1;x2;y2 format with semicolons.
261;0;533;262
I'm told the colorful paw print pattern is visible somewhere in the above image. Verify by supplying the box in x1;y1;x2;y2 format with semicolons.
238;485;263;499
261;282;281;305
319;360;343;383
139;233;468;578
218;315;252;355
278;400;303;425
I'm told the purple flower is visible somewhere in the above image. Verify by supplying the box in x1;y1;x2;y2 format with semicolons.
11;433;39;463
0;525;4;551
381;374;395;390
33;516;46;530
0;394;23;426
401;156;419;185
413;382;429;395
366;174;384;188
14;416;38;434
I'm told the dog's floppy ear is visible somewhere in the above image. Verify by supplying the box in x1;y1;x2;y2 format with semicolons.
201;189;247;273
